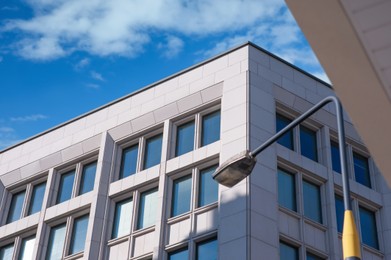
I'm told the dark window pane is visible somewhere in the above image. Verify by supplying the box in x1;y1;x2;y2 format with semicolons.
46;224;66;260
279;242;298;260
171;175;192;217
335;195;344;233
276;114;294;150
6;190;26;223
307;252;323;260
175;121;195;156
137;188;158;229
201;110;220;147
331;141;341;173
198;166;218;207
79;161;97;195
359;206;379;249
56;170;75;204
168;248;188;260
303;180;322;223
119;144;138;179
300;126;318;162
143;134;163;169
19;236;36;260
353;153;371;188
196;238;217;260
112;198;133;239
0;243;14;260
28;182;46;215
278;169;296;211
69;215;89;255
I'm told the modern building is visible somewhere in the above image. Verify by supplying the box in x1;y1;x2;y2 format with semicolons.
0;42;390;260
285;0;391;186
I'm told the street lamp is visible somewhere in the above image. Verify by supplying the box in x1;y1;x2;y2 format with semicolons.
213;96;361;260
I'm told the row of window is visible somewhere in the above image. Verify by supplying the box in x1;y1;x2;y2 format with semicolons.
280;241;324;260
278;167;380;250
276;113;373;189
0;235;35;260
111;164;218;239
168;237;217;260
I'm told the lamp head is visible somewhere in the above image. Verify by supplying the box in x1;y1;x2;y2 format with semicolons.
213;150;256;187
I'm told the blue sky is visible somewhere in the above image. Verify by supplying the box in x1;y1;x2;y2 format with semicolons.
0;0;327;150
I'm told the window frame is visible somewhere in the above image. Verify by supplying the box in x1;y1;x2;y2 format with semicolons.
54;157;98;205
116;128;164;181
358;204;380;250
165;233;217;260
352;150;372;189
3;176;47;225
170;104;221;159
44;210;90;259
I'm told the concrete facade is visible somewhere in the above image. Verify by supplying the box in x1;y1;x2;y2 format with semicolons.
0;42;390;259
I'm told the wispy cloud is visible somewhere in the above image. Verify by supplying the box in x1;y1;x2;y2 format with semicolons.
1;6;19;11
0;56;3;62
10;114;48;122
75;58;90;70
1;0;284;60
0;127;14;133
0;127;21;150
86;83;100;89
158;36;184;59
90;71;104;81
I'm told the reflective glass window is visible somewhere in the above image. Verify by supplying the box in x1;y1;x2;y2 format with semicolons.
7;190;26;224
46;224;66;260
198;166;218;207
307;252;323;260
56;170;75;204
112;198;133;239
175;121;195;156
276;114;294;150
278;169;296;211
303;180;322;223
119;144;138;179
331;141;341;173
353;152;371;188
0;243;14;260
201;111;220;147
143;134;163;169
19;236;35;260
279;242;298;260
335;195;344;233
171;176;192;217
196;238;217;260
168;247;188;260
69;215;89;255
28;182;46;215
300;126;318;162
137;188;158;229
79;161;97;195
359;206;379;249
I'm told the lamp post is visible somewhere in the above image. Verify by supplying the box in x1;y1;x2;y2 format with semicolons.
213;96;361;260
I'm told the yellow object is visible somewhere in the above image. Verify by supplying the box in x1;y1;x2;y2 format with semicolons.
342;210;361;259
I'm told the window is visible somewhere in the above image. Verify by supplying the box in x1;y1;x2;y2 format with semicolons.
170;164;218;219
143;134;163;170
306;252;324;260
19;236;36;260
168;247;188;260
171;176;192;217
56;160;97;205
300;126;318;162
112;198;133;239
276;114;294;150
278;169;296;211
196;237;217;260
119;144;138;179
335;195;344;233
176;121;195;156
359;206;379;249
137;188;158;230
46;214;90;259
0;243;14;260
201;110;221;147
6;181;47;224
353;152;371;188
279;241;298;260
198;166;218;207
173;109;220;158
303;180;322;223
330;141;341;173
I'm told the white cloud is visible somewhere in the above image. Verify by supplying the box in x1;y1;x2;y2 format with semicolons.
158;36;184;58
90;71;104;81
0;127;14;133
1;6;19;11
10;114;48;122
75;58;90;70
2;0;284;60
86;83;100;89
